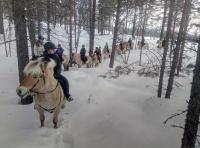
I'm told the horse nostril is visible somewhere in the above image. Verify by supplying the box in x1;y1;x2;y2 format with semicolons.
16;88;22;96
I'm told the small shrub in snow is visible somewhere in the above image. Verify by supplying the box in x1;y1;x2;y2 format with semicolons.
99;64;134;79
137;67;159;78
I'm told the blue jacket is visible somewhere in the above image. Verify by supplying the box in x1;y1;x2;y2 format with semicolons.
56;47;64;56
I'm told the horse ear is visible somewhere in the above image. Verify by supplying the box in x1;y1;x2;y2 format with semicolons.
24;60;40;75
39;62;48;72
40;57;51;70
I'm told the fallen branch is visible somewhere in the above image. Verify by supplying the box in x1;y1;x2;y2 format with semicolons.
163;110;187;124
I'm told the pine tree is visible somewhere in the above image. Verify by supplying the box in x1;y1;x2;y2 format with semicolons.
89;0;96;55
13;0;29;82
157;0;175;98
181;37;200;148
165;0;192;98
159;0;168;41
109;0;122;68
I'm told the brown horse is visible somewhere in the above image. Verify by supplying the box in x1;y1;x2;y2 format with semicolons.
16;57;65;128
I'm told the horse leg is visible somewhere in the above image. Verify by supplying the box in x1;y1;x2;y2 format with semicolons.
53;109;60;128
38;109;45;127
63;64;69;71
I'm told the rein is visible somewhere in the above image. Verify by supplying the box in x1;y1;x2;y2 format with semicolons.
30;80;59;95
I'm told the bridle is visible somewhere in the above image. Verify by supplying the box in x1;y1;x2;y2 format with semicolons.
30;79;59;95
29;72;59;95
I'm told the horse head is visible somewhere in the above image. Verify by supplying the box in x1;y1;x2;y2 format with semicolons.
16;57;56;98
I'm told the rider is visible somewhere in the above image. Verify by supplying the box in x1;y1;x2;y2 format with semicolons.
95;47;101;63
128;38;132;49
55;43;64;61
162;38;166;48
33;35;45;59
119;41;123;51
43;41;73;102
80;44;87;64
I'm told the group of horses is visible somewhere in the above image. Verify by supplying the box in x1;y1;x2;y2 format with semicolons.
61;52;100;70
62;41;134;70
15;41;134;128
102;41;133;59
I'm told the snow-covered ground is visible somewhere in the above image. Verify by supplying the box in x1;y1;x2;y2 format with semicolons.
0;25;197;148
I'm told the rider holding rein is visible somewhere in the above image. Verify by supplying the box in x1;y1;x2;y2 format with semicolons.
43;41;73;102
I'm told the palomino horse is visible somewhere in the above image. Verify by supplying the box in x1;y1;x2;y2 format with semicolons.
90;53;99;67
137;41;149;49
117;42;129;54
16;57;65;128
62;54;69;71
103;48;111;59
156;40;163;49
71;53;98;68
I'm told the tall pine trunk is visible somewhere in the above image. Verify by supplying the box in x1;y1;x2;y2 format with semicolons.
169;0;180;67
177;40;185;75
159;0;168;41
27;0;36;57
0;0;3;34
157;0;175;98
47;0;51;40
177;18;190;76
109;0;121;68
13;0;29;82
8;17;12;56
89;0;96;55
0;0;8;57
132;5;137;40
125;3;129;34
165;0;192;98
69;0;73;66
36;0;42;36
74;0;77;50
139;2;148;66
181;38;200;148
108;15;111;34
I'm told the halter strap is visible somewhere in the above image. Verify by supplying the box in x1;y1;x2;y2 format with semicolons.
30;79;40;91
30;81;59;94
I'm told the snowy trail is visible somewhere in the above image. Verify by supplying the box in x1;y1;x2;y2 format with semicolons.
0;30;195;148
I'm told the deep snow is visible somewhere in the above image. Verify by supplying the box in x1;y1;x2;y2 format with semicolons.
0;24;196;148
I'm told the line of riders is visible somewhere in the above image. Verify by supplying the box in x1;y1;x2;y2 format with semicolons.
24;35;133;105
34;37;134;68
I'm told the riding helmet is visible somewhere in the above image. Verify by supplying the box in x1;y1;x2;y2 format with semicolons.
44;41;56;50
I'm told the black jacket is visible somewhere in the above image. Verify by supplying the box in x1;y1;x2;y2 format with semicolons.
80;48;86;56
43;50;62;78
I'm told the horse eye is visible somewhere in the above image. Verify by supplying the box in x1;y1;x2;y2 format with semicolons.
33;75;38;78
33;75;37;79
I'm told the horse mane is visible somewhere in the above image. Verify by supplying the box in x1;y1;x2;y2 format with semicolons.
24;57;56;76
